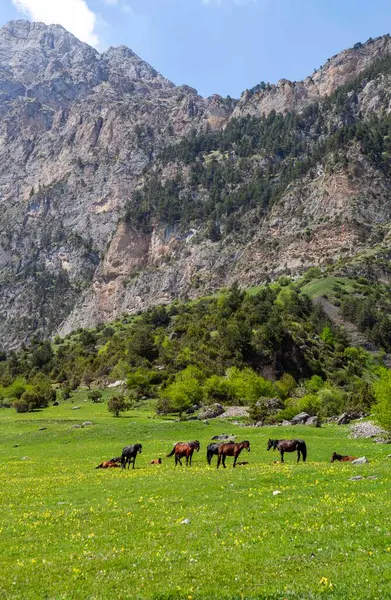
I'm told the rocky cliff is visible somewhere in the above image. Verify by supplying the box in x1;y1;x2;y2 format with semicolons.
1;21;391;346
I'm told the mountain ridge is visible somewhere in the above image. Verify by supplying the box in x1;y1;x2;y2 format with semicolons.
1;20;391;348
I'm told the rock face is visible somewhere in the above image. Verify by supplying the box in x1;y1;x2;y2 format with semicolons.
2;22;391;346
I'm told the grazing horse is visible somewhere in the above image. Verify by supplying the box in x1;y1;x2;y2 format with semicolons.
330;452;358;463
167;441;200;466
121;443;142;469
95;460;120;469
267;438;307;463
217;440;250;469
207;443;221;465
151;458;162;464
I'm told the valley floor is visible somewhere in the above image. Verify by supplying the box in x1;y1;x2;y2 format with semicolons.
0;396;390;600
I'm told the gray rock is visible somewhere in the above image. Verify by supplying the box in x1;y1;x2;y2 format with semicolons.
349;475;364;481
291;412;310;425
212;434;237;441
281;420;293;426
38;427;47;431
350;422;386;439
72;406;80;410
20;456;30;460
337;412;350;425
180;518;190;525
305;416;320;427
71;424;82;429
198;403;225;420
366;475;378;480
255;421;263;428
82;421;93;426
351;456;369;465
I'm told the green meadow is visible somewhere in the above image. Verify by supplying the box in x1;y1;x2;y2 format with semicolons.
0;395;390;600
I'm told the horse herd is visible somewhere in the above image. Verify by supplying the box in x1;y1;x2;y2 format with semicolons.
95;437;351;470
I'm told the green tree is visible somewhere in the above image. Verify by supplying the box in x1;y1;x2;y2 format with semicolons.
373;368;391;432
159;367;203;416
108;395;131;417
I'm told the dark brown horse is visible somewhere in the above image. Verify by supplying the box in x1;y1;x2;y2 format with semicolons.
167;441;200;466
331;452;358;463
217;440;250;468
267;439;307;463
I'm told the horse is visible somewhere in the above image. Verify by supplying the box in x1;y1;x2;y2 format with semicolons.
217;440;250;468
167;441;200;466
121;443;142;469
267;438;307;463
151;458;162;464
95;460;121;469
330;452;358;463
207;443;221;465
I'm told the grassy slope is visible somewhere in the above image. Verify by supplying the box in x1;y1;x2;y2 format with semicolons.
300;277;357;300
0;394;390;600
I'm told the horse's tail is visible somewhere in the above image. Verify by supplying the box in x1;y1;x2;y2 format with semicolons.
167;447;176;458
299;440;307;462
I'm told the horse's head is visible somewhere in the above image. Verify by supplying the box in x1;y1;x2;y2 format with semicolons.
193;441;200;452
330;452;337;463
242;440;250;452
136;444;142;454
267;439;276;451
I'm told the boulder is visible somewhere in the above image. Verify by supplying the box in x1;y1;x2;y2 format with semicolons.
291;412;310;425
337;412;350;425
305;416;320;427
255;421;263;428
212;434;237;441
72;406;80;410
53;401;59;406
281;420;293;426
351;456;369;465
349;475;364;481
198;403;225;420
71;424;82;429
350;421;386;439
82;421;93;427
38;427;47;431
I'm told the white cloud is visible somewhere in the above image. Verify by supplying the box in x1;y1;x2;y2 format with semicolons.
11;0;100;47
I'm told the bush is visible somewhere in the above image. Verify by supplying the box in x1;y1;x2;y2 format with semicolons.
159;367;203;416
108;395;131;417
12;398;30;413
88;390;103;403
373;368;391;432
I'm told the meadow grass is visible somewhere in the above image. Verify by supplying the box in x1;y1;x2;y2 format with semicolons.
1;395;390;600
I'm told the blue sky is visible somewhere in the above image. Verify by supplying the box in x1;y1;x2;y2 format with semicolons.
1;0;390;97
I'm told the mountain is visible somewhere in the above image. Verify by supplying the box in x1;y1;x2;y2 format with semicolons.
0;20;391;348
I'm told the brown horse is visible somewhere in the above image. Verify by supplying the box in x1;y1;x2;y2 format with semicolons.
95;460;121;469
151;458;162;464
331;452;358;463
217;440;250;468
267;439;307;463
167;441;200;466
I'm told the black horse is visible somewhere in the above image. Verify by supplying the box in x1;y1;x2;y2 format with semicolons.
121;443;142;469
207;443;221;465
267;438;307;463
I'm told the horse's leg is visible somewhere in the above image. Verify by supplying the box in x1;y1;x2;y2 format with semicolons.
222;455;226;469
132;456;136;469
233;452;238;468
280;450;284;463
217;455;221;469
297;450;300;463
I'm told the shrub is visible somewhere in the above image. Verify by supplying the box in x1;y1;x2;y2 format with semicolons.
108;395;131;417
373;368;391;432
12;398;30;413
159;367;203;416
88;390;103;403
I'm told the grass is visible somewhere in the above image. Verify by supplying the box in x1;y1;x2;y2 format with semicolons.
1;394;390;599
301;277;357;300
